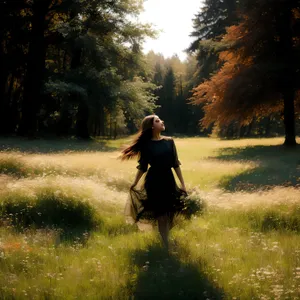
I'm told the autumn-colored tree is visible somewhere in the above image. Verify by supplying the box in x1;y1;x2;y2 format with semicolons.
191;0;300;146
188;0;240;82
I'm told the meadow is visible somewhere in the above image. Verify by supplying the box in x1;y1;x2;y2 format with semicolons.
0;136;299;299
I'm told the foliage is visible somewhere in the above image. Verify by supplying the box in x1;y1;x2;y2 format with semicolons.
181;189;207;219
118;77;159;128
145;52;205;135
0;190;98;231
0;0;157;138
191;0;300;145
188;0;240;82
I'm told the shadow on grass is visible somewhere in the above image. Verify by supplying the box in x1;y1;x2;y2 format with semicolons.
56;221;139;245
0;137;118;154
214;145;300;191
0;191;139;246
4;216;139;247
129;244;224;299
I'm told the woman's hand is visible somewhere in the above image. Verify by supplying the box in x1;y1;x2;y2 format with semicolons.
130;170;144;190
174;167;187;194
130;183;137;190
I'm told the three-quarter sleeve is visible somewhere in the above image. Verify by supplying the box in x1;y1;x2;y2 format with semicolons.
136;148;148;173
171;138;181;168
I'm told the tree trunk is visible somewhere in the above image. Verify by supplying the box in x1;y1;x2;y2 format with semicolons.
19;2;49;136
0;72;8;134
99;108;105;136
5;74;16;134
75;101;90;139
114;120;117;139
0;43;9;134
0;4;7;108
0;58;7;105
109;113;112;139
264;117;271;137
278;4;297;146
57;106;71;137
70;38;89;138
283;89;296;146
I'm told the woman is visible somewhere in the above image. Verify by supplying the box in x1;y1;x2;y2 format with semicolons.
121;115;187;249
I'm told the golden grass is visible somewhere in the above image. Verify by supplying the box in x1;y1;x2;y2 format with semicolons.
0;136;299;299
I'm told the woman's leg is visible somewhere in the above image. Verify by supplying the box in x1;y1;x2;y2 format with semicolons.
157;214;169;249
157;213;173;249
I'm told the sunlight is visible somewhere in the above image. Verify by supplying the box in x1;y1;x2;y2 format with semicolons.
139;0;204;60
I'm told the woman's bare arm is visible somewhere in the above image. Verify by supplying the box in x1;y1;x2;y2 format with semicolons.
174;166;186;192
131;169;145;189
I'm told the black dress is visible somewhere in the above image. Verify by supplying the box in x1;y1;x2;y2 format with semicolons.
125;136;186;222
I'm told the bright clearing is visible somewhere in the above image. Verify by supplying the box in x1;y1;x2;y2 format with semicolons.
140;0;204;61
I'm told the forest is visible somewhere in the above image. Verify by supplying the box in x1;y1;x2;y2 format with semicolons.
1;2;300;299
1;0;299;144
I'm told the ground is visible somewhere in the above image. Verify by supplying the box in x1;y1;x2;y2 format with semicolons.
0;136;299;299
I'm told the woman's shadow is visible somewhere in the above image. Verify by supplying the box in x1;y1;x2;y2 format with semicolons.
129;244;224;300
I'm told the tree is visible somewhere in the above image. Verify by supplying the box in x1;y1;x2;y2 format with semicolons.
189;0;238;48
0;0;29;134
119;76;158;132
145;51;206;135
152;63;164;116
188;0;240;82
161;67;176;133
0;0;159;138
191;0;300;146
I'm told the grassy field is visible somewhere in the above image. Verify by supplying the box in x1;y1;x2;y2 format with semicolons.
0;136;299;299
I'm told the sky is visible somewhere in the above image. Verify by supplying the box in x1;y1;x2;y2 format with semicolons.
139;0;204;61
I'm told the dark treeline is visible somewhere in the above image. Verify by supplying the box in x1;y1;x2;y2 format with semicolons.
146;52;207;136
1;0;300;143
0;0;157;139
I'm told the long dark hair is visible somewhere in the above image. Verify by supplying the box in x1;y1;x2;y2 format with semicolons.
120;115;156;160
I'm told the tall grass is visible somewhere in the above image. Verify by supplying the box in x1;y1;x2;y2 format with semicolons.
0;190;99;231
0;137;299;299
174;206;300;299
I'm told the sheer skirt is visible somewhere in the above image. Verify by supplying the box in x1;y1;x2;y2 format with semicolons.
125;167;187;223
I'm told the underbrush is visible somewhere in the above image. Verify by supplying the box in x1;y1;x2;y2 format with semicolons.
0;190;99;232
